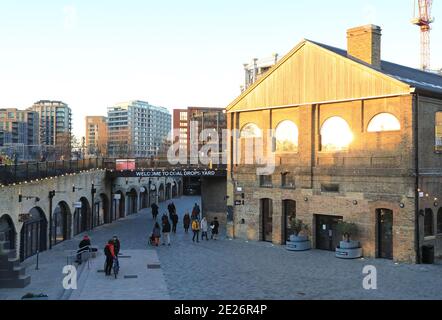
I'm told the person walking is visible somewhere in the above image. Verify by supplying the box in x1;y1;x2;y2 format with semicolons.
104;240;116;276
152;222;161;246
162;216;171;246
112;236;121;257
151;203;159;221
191;203;201;220
201;217;209;241
183;212;191;234
210;217;220;240
168;202;174;221
192;218;200;243
171;211;179;234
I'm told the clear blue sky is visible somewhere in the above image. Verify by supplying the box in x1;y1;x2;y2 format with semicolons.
0;0;440;137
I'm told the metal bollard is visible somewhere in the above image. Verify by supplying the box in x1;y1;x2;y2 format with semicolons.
35;250;40;270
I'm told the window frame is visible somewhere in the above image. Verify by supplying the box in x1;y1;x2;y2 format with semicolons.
319;116;353;153
274;120;299;154
366;113;401;133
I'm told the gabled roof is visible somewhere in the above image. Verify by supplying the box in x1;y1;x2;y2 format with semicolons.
310;41;442;97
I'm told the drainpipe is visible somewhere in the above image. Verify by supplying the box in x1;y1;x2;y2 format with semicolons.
414;93;421;264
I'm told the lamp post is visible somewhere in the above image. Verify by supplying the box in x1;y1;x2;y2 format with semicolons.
91;181;97;229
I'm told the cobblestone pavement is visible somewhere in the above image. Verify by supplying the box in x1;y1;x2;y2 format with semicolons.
1;195;442;300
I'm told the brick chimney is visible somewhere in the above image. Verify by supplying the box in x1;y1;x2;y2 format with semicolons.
347;25;382;69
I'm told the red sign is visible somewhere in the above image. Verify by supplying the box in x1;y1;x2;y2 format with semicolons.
116;159;136;171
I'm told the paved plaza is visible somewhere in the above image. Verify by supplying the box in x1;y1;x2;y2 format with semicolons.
1;195;442;300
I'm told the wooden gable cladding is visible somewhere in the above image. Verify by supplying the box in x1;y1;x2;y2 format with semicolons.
227;41;411;113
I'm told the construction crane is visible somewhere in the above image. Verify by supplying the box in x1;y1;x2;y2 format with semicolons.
411;0;435;71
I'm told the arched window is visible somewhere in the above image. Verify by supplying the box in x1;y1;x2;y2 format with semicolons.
367;113;401;132
437;208;442;234
320;117;353;152
424;209;434;237
240;123;262;138
275;120;299;152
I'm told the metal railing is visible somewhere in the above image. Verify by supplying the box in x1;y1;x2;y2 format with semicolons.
0;157;227;185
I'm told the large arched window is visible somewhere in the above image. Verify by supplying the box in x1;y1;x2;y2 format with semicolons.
424;209;434;237
320;117;353;152
367;113;401;132
275;120;299;152
240;123;262;138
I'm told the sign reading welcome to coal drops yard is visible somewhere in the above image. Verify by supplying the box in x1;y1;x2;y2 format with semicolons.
132;170;221;177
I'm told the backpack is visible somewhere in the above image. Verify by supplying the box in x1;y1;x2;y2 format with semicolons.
192;220;200;231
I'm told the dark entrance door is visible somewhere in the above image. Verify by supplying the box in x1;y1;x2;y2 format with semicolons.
377;209;393;259
315;215;343;251
261;199;273;242
282;200;296;243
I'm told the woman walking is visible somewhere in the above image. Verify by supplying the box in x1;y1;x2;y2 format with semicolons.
183;212;191;233
201;217;209;241
151;222;161;246
192;218;200;243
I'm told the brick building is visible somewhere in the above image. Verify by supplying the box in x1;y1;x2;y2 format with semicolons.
85;116;108;157
226;25;442;263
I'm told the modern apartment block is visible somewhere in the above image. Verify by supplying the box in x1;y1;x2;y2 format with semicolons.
107;100;171;158
173;107;226;161
29;100;72;147
85;116;108;157
0;108;39;146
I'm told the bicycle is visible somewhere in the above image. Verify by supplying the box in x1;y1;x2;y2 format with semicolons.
113;257;120;279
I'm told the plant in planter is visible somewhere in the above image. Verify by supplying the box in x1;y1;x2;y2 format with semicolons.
286;218;311;252
335;221;362;259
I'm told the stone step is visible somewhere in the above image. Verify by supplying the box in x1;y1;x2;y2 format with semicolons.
0;256;20;269
0;275;31;289
0;266;26;279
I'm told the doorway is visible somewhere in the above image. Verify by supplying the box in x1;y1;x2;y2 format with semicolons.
315;215;343;251
282;200;296;243
261;199;273;242
377;209;393;260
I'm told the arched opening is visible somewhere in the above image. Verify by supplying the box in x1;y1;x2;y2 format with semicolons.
320;117;353;152
275;120;299;153
166;183;172;200
0;214;16;250
178;181;182;196
100;194;110;225
367;113;401;132
260;198;273;242
424;208;434;237
127;189;138;215
74;197;91;236
240;123;262;138
376;208;393;259
438;208;442;235
20;207;47;262
158;184;165;203
140;187;149;209
282;200;297;243
113;191;125;220
52;202;71;246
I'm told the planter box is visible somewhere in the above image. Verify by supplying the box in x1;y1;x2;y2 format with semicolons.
336;241;362;259
286;236;311;252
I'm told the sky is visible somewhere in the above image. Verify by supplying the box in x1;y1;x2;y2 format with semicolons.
0;0;441;137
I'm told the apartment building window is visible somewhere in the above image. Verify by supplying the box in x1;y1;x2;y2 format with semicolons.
259;175;273;188
435;112;442;152
281;172;295;189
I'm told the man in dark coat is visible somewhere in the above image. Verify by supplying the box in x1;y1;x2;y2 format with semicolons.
210;217;220;240
151;203;159;220
171;212;179;234
112;236;121;256
76;235;91;264
162;217;171;246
